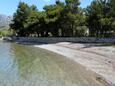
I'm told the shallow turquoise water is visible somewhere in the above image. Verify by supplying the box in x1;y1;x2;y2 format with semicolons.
0;41;106;86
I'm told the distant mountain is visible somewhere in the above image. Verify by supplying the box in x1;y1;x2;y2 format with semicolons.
0;14;12;29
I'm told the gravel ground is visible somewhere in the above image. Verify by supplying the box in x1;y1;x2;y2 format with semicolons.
34;42;115;86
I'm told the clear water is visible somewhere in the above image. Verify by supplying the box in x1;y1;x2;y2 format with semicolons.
0;41;106;86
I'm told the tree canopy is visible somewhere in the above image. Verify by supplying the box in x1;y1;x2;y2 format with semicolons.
10;0;115;37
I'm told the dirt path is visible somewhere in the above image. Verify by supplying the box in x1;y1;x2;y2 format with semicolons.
34;43;115;86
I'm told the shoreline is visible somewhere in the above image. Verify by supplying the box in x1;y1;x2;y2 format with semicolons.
2;39;115;86
34;43;115;86
0;41;113;86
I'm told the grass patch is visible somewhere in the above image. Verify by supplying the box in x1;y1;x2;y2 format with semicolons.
0;28;12;37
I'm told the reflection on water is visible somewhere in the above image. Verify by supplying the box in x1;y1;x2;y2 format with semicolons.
0;42;107;86
0;42;21;86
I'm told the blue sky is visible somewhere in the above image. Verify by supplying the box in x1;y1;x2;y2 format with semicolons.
0;0;92;16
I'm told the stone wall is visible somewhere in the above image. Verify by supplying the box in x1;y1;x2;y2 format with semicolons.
16;37;115;43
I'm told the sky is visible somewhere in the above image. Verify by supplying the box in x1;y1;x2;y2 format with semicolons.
0;0;92;16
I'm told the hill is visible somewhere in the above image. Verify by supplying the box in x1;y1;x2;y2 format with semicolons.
0;14;12;29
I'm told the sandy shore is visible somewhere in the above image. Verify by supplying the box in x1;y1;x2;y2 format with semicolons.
34;42;115;86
